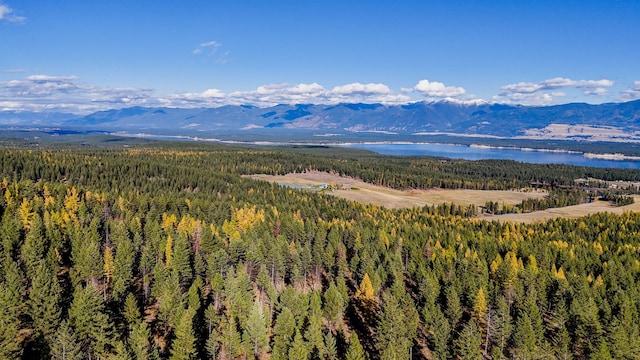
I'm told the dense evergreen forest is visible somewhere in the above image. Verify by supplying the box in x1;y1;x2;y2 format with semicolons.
1;141;640;359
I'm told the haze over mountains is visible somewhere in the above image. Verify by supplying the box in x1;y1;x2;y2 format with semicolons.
2;99;640;142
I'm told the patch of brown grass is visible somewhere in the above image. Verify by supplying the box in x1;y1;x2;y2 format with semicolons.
247;171;640;223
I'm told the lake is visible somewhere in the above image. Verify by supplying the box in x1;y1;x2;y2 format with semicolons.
345;143;640;169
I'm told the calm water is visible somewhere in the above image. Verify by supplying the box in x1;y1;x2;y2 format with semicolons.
346;143;640;169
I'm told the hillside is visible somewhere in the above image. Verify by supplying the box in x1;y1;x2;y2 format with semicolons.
2;99;640;141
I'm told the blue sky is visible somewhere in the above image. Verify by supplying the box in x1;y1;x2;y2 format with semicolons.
1;0;639;113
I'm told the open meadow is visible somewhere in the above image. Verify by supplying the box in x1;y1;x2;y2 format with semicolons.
248;170;640;222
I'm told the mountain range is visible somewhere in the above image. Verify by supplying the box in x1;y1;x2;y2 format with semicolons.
2;99;640;142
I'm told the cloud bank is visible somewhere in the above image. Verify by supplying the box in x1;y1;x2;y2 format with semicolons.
494;77;615;105
0;74;637;114
621;81;640;101
0;3;25;23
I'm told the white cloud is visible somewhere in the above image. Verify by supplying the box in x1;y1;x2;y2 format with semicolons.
202;88;225;98
331;83;391;95
193;41;231;64
541;77;614;89
412;80;466;98
621;81;640;101
0;74;156;113
4;69;25;73
159;82;409;108
584;87;608;96
200;41;220;48
0;4;25;23
193;40;221;55
496;77;614;105
5;75;79;96
500;82;542;94
217;51;230;64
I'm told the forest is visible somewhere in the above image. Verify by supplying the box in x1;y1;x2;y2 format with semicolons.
0;140;639;359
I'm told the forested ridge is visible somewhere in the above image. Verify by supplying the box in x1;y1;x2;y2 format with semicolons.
1;142;639;359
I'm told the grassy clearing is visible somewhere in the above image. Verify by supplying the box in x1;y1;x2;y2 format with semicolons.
248;171;640;223
247;171;546;209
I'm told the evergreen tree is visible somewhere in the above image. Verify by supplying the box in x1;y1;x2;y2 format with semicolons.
170;233;193;286
243;301;269;357
157;272;184;330
0;282;23;359
272;307;296;359
219;317;243;359
0;260;25;360
129;321;151;360
455;319;482;360
70;221;103;286
306;291;325;356
323;281;345;333
50;320;83;360
20;213;47;275
123;292;141;332
169;307;197;360
345;332;366;360
492;295;513;356
323;332;338;360
511;313;537;359
28;261;62;340
376;291;415;359
424;304;451;360
445;285;463;330
289;329;309;360
68;284;115;357
112;234;135;302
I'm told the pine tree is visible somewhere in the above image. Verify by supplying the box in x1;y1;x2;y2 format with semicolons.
169;307;197;360
323;281;345;333
243;301;269;357
272;307;296;358
445;285;463;330
20;213;47;275
68;284;115;357
424;304;451;360
123;293;141;332
511;313;537;359
289;329;309;360
0;282;23;359
0;260;25;360
129;321;151;360
306;291;325;356
112;236;135;302
111;340;133;360
157;272;184;330
376;291;415;360
219;317;243;359
492;295;513;356
345;332;366;360
50;320;83;360
455;319;482;360
323;332;338;360
70;221;103;286
28;261;62;340
171;233;193;286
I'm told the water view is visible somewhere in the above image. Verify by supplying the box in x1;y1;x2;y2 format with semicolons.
346;143;640;169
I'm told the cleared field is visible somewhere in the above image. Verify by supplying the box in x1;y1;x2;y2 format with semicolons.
248;171;640;223
247;171;546;209
486;197;640;223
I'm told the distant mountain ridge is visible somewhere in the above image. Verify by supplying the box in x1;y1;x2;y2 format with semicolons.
2;99;640;141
